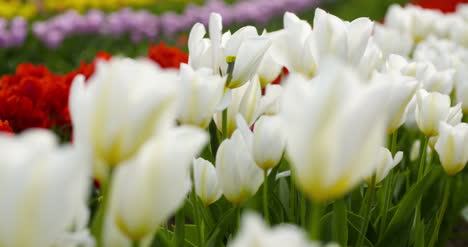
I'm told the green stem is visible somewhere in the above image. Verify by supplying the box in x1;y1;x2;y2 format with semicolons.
309;200;324;240
236;206;241;233
417;136;429;182
332;198;348;246
131;241;140;247
91;170;114;247
263;170;270;225
390;129;399;155
174;208;185;247
290;170;297;223
301;194;307;227
428;176;453;247
356;176;376;247
222;108;228;140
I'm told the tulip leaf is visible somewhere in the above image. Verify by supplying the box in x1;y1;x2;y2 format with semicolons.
377;166;442;247
205;207;237;246
347;212;374;247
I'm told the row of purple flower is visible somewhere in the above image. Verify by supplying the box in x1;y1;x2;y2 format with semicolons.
0;0;324;49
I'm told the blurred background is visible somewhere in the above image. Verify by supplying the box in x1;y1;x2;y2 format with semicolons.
0;0;424;75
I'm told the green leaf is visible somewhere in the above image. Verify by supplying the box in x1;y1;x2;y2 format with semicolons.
377;166;442;246
462;206;468;222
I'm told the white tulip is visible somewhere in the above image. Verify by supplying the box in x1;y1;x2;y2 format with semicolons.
252;115;286;170
69;58;179;177
435;122;468;175
262;84;283;115
178;64;226;128
214;76;276;137
108;127;207;242
455;66;468;113
447;103;463;126
415;89;452;137
0;130;90;247
281;59;389;201
365;148;403;185
257;47;283;87
314;8;373;66
193;158;223;206
371;72;419;134
188;13;272;89
270;12;317;78
229;212;339;247
373;24;413;57
216;129;264;205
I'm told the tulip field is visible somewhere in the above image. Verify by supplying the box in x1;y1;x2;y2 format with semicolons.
2;0;468;247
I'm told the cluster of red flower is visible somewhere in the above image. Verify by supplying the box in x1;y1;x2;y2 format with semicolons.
413;0;468;13
0;42;188;137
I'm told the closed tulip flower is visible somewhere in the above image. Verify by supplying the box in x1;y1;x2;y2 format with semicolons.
365;147;403;185
415;89;452;137
455;67;468;113
435;122;468;175
193;158;223;206
0;130;90;247
108;127;207;242
69;58;179;179
281;59;389;202
371;72;419;134
216;129;264;205
178;64;226;128
252;115;286;170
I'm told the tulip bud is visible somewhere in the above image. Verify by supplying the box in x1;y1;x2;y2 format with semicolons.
252;115;286;170
415;89;451;137
109;127;207;242
216;130;264;205
365;147;403;185
435;122;468;175
193;158;222;206
178;64;226;128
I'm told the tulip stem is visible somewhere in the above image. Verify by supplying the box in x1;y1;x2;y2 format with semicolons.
131;240;140;247
428;176;453;247
379;130;399;238
356;175;376;247
417;136;429;181
263;170;270;225
222;109;228;140
91;171;114;247
309;200;324;240
174;208;185;247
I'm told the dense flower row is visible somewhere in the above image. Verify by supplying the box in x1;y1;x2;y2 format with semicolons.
0;42;187;135
1;2;468;247
0;0;325;49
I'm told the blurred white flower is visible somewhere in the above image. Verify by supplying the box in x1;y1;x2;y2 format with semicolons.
228;212;339;247
69;58;179;181
371;71;419;134
0;130;90;247
193;157;223;206
281;59;389;201
365;147;403;185
178;64;226;128
374;24;413;57
109;127;207;242
435;122;468;175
